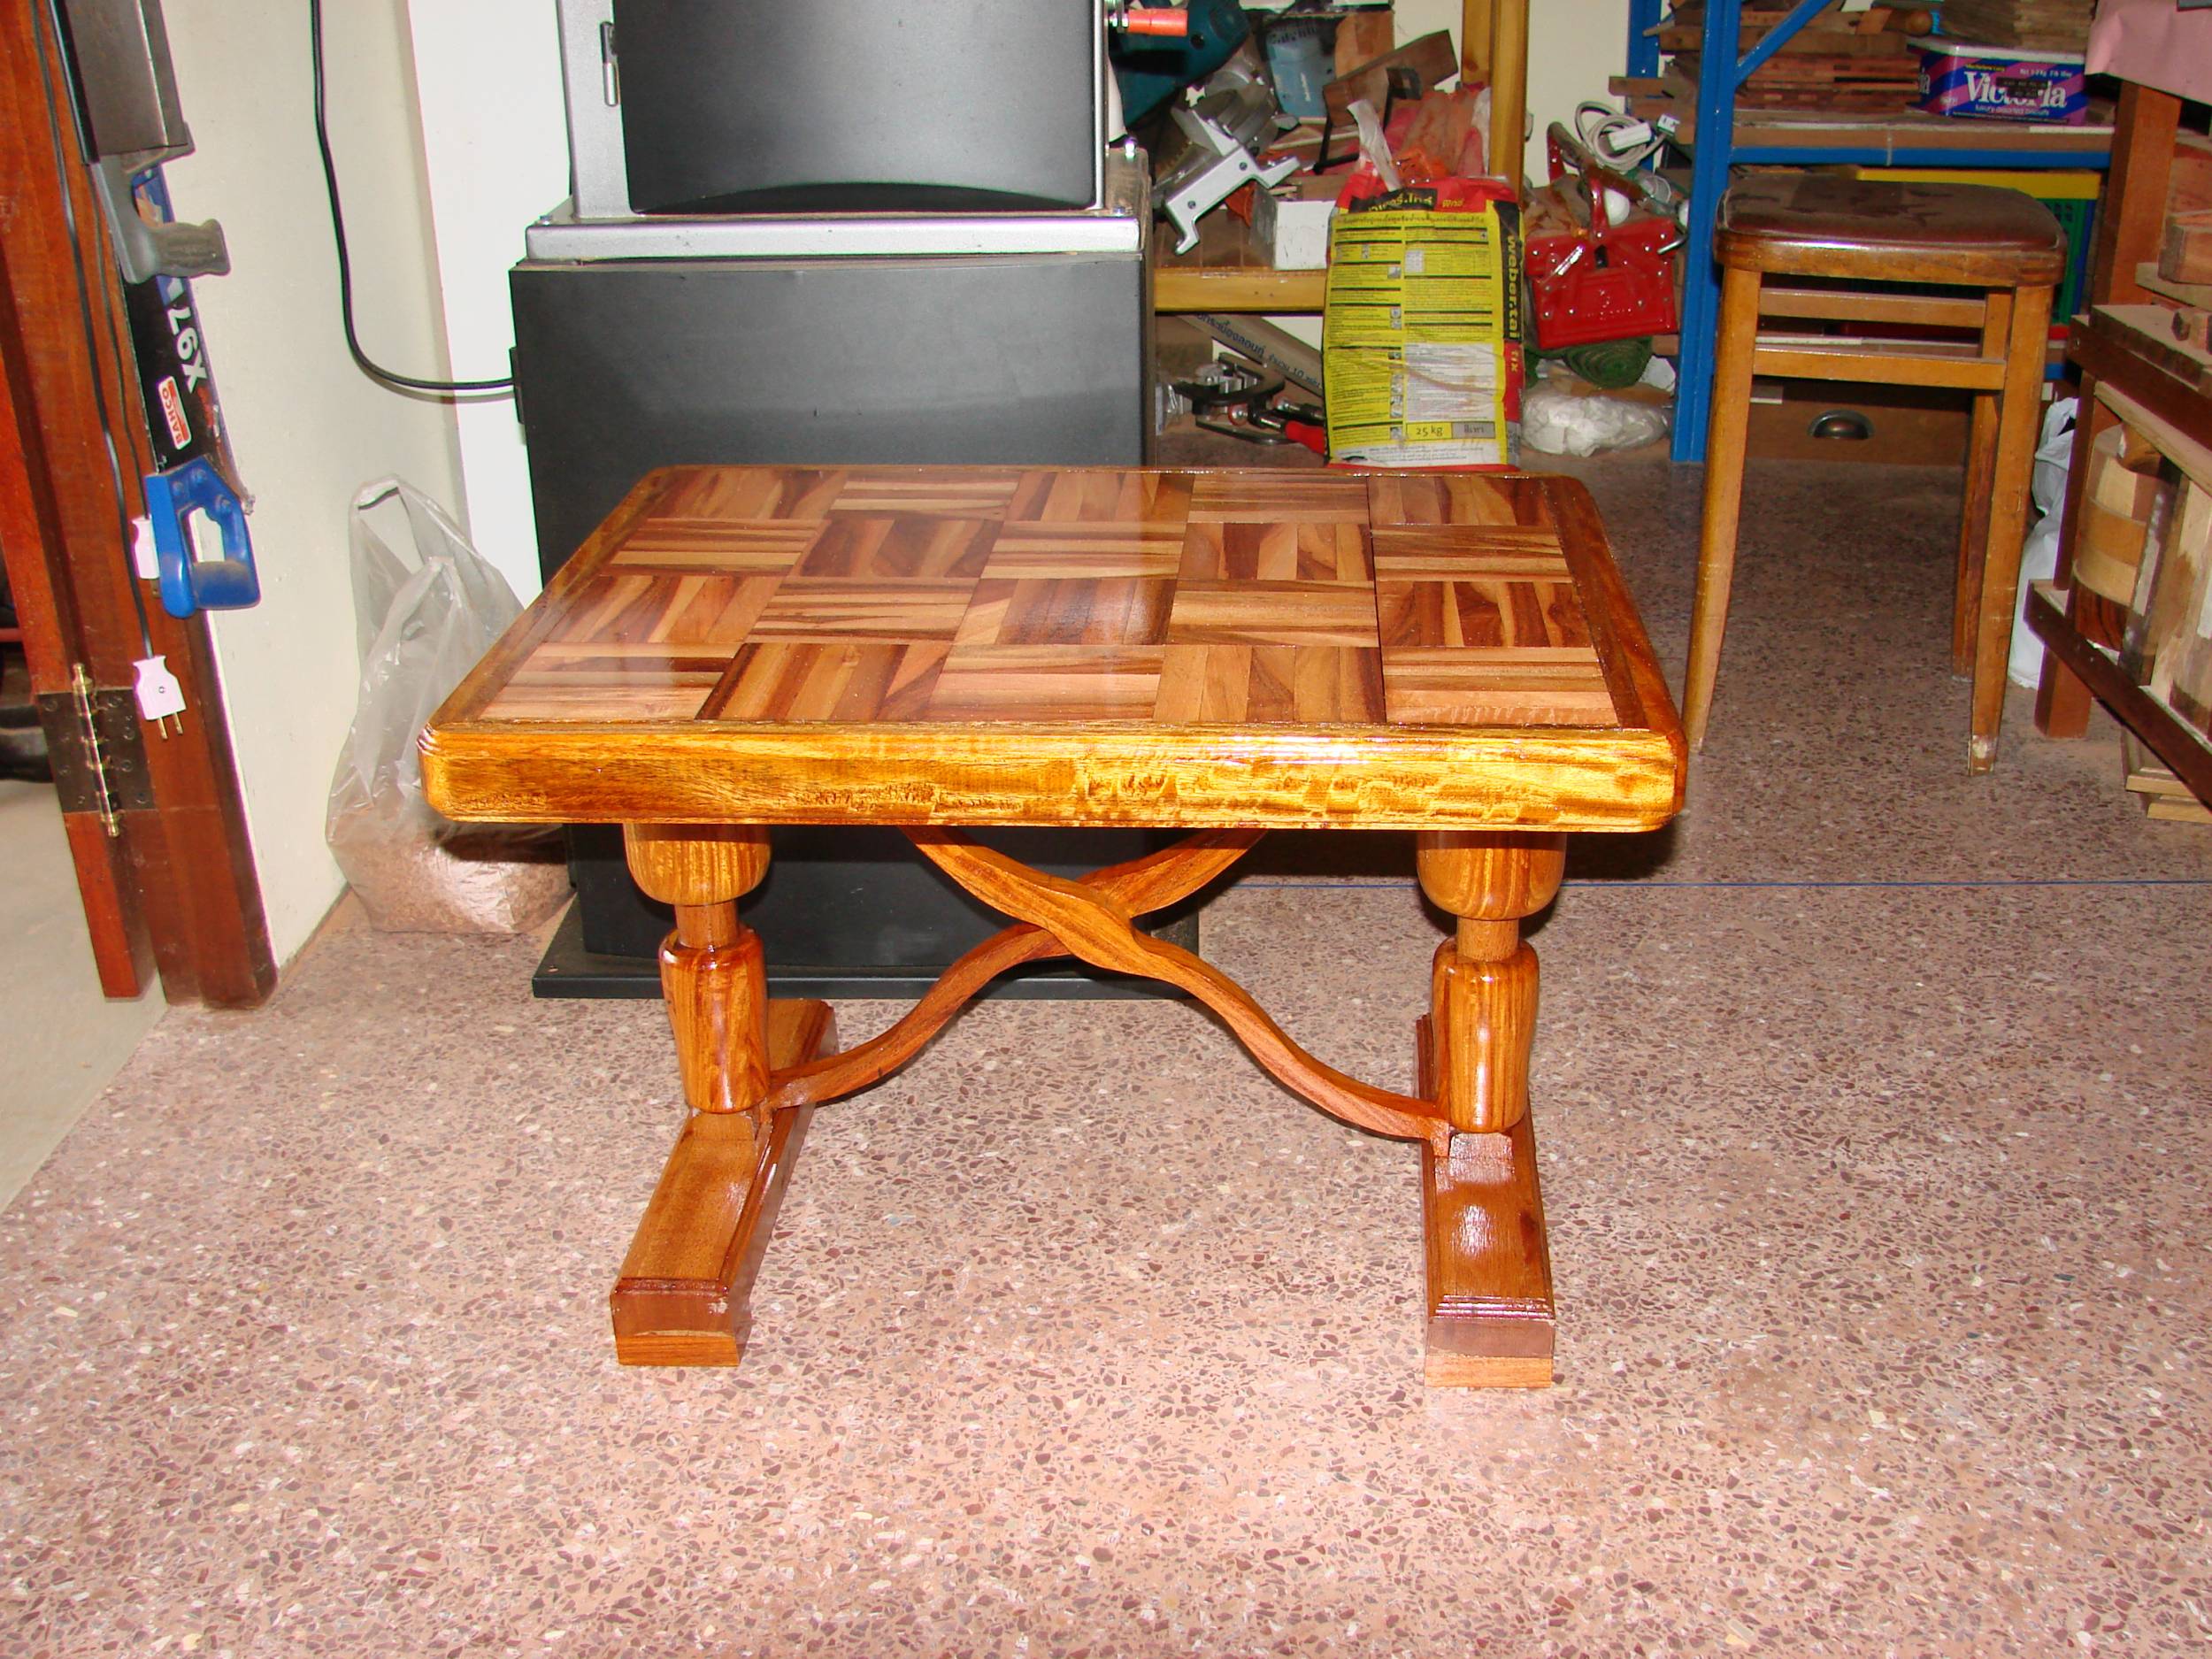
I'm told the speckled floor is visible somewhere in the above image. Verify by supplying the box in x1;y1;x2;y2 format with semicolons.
4;460;2209;1658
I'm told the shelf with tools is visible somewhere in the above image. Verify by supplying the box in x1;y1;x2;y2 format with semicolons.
1622;0;2114;462
1152;215;1326;311
1148;0;1526;315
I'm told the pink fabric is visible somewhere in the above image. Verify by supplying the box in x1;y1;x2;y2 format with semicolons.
2087;0;2212;104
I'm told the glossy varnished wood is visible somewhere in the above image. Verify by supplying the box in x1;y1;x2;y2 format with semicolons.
420;466;1685;832
611;999;836;1366
1416;833;1563;1137
1417;1015;1554;1387
908;828;1453;1152
762;830;1258;1115
431;466;1688;1389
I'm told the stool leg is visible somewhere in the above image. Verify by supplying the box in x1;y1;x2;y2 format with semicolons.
1954;288;2012;677
1968;282;2056;774
1684;262;1763;752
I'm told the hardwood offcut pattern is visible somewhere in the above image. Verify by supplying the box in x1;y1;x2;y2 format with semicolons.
474;467;1614;731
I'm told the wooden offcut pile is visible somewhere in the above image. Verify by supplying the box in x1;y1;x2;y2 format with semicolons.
1662;3;1929;113
1937;0;2094;52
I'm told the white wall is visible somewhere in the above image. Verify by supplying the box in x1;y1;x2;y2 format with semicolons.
405;1;570;603
163;0;465;963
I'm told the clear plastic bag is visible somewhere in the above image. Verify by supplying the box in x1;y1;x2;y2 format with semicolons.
2008;396;2078;687
326;479;568;933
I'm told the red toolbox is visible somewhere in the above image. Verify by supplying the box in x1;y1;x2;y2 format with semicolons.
1524;126;1681;351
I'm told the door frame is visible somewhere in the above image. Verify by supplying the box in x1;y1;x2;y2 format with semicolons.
0;0;273;1008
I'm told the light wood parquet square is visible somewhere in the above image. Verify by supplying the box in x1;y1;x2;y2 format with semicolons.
476;465;1632;733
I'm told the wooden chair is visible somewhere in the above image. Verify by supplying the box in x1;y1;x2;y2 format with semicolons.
1684;173;2066;772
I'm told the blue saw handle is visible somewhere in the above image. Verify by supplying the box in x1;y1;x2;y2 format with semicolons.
145;458;257;618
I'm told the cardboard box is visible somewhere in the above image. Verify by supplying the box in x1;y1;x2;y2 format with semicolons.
1253;176;1338;271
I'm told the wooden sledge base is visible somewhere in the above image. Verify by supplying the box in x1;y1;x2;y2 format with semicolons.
1417;1015;1556;1388
610;1000;837;1366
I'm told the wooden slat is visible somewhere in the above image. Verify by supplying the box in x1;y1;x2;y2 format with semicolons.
1757;285;1989;329
1753;339;2008;389
2025;582;2212;802
1152;264;1327;314
2076;307;2212;462
2093;83;2180;310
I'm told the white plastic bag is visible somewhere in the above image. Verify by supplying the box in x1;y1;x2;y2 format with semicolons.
2008;396;2078;687
326;479;568;933
1521;382;1671;457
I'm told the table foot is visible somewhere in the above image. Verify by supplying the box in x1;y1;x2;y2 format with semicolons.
1417;1015;1555;1389
611;999;836;1366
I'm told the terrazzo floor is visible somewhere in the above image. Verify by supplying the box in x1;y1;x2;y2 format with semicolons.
4;458;2209;1658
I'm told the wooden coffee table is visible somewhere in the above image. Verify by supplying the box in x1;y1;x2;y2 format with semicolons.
421;465;1683;1386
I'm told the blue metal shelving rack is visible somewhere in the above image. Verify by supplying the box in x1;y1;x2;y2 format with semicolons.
1632;0;2114;462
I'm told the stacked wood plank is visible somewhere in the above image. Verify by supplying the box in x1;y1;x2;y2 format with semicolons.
2122;734;2212;824
1663;4;1926;113
1937;0;2094;52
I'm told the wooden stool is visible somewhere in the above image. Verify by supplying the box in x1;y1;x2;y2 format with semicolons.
1685;173;2065;772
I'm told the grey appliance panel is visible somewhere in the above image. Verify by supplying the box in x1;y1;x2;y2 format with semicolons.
614;0;1098;213
557;0;1105;220
522;146;1147;263
510;251;1147;573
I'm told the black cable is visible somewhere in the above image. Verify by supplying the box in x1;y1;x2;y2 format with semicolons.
309;0;512;396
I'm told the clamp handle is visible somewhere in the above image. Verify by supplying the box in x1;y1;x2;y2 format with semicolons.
145;458;258;618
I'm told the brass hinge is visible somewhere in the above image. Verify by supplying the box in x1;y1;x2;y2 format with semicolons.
35;664;155;834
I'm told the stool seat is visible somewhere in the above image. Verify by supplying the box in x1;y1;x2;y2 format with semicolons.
1718;175;2067;287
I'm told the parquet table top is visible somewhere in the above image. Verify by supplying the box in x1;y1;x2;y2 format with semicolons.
423;466;1685;830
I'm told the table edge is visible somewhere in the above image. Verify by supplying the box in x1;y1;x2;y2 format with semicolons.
419;718;1684;832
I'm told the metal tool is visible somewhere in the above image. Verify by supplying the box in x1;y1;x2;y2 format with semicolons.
118;169;257;618
1156;62;1296;254
59;0;257;620
1169;360;1326;451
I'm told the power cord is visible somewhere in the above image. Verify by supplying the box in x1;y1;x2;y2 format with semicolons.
1574;99;1666;172
309;0;511;395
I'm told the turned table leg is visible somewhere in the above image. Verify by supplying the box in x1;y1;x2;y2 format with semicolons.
610;825;834;1366
1415;830;1566;1387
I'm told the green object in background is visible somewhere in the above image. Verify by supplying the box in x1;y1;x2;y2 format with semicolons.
1547;337;1655;391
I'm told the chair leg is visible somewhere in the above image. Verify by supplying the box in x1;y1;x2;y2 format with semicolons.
1683;262;1763;752
1953;288;2010;677
1968;282;2056;774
